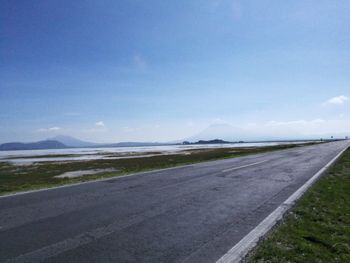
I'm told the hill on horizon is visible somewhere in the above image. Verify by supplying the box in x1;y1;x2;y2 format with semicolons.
0;136;174;151
0;140;67;151
49;135;99;148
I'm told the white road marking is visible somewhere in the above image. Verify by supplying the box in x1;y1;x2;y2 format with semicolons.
216;143;349;263
222;160;268;173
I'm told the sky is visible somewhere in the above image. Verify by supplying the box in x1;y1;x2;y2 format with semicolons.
1;0;350;143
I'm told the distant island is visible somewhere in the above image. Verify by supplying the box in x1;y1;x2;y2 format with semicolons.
0;136;174;151
0;136;239;151
182;139;233;145
0;135;339;151
0;140;67;151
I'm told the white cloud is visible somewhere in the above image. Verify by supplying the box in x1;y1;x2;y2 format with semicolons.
37;127;61;132
324;95;349;105
95;121;105;127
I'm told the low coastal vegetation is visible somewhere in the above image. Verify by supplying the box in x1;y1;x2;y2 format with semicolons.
0;142;319;195
247;148;350;262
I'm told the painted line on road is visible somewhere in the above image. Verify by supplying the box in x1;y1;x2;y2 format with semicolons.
222;160;268;173
215;143;349;263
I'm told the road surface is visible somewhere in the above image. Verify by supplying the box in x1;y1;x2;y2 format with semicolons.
0;141;349;263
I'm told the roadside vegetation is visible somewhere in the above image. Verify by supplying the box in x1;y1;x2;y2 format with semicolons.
247;148;350;263
0;143;319;195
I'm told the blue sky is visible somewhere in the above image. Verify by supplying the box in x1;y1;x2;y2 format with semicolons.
1;0;350;143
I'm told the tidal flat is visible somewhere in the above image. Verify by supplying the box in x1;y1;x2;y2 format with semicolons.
0;142;320;195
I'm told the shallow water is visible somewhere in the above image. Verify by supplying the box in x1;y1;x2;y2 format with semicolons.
0;142;311;165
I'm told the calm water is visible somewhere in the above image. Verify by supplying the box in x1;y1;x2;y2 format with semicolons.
0;142;310;165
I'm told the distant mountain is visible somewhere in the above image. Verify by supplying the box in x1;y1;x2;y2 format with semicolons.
0;135;173;151
49;135;99;148
50;135;170;148
0;140;67;151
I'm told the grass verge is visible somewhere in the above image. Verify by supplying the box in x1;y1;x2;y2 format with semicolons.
246;147;350;263
0;143;318;196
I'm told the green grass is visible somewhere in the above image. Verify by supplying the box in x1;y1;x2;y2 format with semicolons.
0;143;318;195
247;148;350;263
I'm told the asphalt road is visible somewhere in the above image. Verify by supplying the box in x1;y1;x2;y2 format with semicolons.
0;141;349;263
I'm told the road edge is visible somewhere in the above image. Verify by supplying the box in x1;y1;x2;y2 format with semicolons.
215;143;349;263
0;163;198;199
0;143;320;199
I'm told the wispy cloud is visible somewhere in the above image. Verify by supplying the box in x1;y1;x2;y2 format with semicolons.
95;121;105;127
132;54;147;69
259;118;349;136
231;0;242;20
324;95;349;105
122;126;136;132
266;119;325;126
64;112;81;116
37;127;61;132
210;0;242;20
